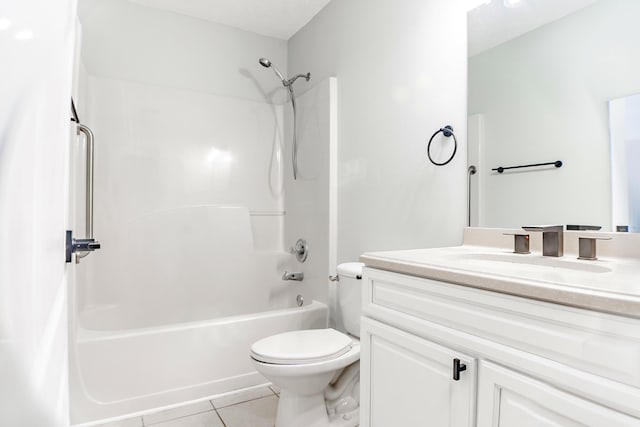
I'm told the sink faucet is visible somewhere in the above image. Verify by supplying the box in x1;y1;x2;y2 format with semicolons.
522;225;564;257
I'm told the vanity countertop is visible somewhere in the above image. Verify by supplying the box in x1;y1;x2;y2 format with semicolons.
360;228;640;318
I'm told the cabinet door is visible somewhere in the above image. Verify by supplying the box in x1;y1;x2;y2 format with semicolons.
360;318;476;427
478;361;640;427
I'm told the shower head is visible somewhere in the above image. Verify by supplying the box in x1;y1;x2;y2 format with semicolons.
259;58;271;68
259;57;287;86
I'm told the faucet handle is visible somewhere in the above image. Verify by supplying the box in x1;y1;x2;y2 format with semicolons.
578;237;612;261
503;233;530;254
289;238;309;263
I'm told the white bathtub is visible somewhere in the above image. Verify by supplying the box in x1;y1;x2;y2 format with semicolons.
70;301;328;425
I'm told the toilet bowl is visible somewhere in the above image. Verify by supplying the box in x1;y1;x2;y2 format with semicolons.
251;329;360;427
250;262;364;427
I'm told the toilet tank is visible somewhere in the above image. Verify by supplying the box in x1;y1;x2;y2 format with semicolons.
337;262;364;338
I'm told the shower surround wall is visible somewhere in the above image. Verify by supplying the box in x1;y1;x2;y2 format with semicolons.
284;77;338;320
76;0;293;330
79;77;292;327
72;1;335;423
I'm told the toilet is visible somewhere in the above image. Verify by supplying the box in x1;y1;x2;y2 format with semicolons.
250;262;363;427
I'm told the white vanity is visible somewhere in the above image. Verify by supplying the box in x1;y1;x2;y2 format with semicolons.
359;228;640;426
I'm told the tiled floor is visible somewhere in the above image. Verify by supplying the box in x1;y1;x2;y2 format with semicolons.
95;386;279;427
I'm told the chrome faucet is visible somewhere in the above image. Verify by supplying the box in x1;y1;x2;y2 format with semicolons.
282;271;304;281
522;225;564;257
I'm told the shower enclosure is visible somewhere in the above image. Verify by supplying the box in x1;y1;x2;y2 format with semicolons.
70;1;337;423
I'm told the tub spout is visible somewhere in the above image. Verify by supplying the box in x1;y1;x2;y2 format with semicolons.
282;271;304;281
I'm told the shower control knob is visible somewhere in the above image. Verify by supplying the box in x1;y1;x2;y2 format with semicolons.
289;238;309;263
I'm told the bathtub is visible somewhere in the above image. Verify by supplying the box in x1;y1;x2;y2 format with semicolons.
70;301;328;425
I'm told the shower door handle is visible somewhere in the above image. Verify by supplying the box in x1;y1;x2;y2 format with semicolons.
69;123;101;263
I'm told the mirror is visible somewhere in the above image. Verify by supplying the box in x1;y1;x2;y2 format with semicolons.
610;93;640;232
467;0;640;231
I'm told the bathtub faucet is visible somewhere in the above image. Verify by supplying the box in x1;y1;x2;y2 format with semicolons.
282;271;304;281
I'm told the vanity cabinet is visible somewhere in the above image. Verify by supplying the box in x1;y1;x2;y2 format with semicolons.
362;318;476;426
477;361;639;427
360;268;640;427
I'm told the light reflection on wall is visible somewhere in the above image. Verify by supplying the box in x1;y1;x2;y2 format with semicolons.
206;147;233;165
204;146;234;182
15;29;34;40
0;18;12;31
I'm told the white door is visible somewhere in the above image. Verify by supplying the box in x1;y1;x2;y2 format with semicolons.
477;361;640;427
360;318;476;427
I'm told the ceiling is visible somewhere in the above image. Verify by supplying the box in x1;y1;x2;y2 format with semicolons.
81;0;599;57
127;0;332;40
468;0;598;56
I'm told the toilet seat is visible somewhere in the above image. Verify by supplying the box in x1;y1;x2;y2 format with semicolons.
251;329;352;365
252;339;360;380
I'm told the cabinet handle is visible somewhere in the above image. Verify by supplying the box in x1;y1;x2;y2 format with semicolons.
453;358;467;381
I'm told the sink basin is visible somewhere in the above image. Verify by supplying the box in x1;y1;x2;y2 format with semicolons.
361;244;640;299
360;232;640;318
448;252;612;274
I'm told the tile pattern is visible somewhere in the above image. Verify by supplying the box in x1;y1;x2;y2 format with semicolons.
151;411;225;427
211;386;274;409
216;395;278;427
143;400;215;425
93;386;278;427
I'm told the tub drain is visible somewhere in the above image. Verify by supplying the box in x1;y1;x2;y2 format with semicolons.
296;294;304;307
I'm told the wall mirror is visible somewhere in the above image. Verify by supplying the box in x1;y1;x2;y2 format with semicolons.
467;0;640;231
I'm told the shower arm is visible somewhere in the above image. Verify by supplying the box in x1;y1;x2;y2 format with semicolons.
286;73;311;87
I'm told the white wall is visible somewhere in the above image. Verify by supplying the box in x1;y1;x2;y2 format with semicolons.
469;0;640;230
288;0;468;263
0;0;76;424
78;0;288;103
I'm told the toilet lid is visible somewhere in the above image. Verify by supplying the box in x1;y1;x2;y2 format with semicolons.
251;329;353;365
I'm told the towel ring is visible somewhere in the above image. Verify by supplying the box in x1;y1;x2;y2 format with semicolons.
427;125;457;166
